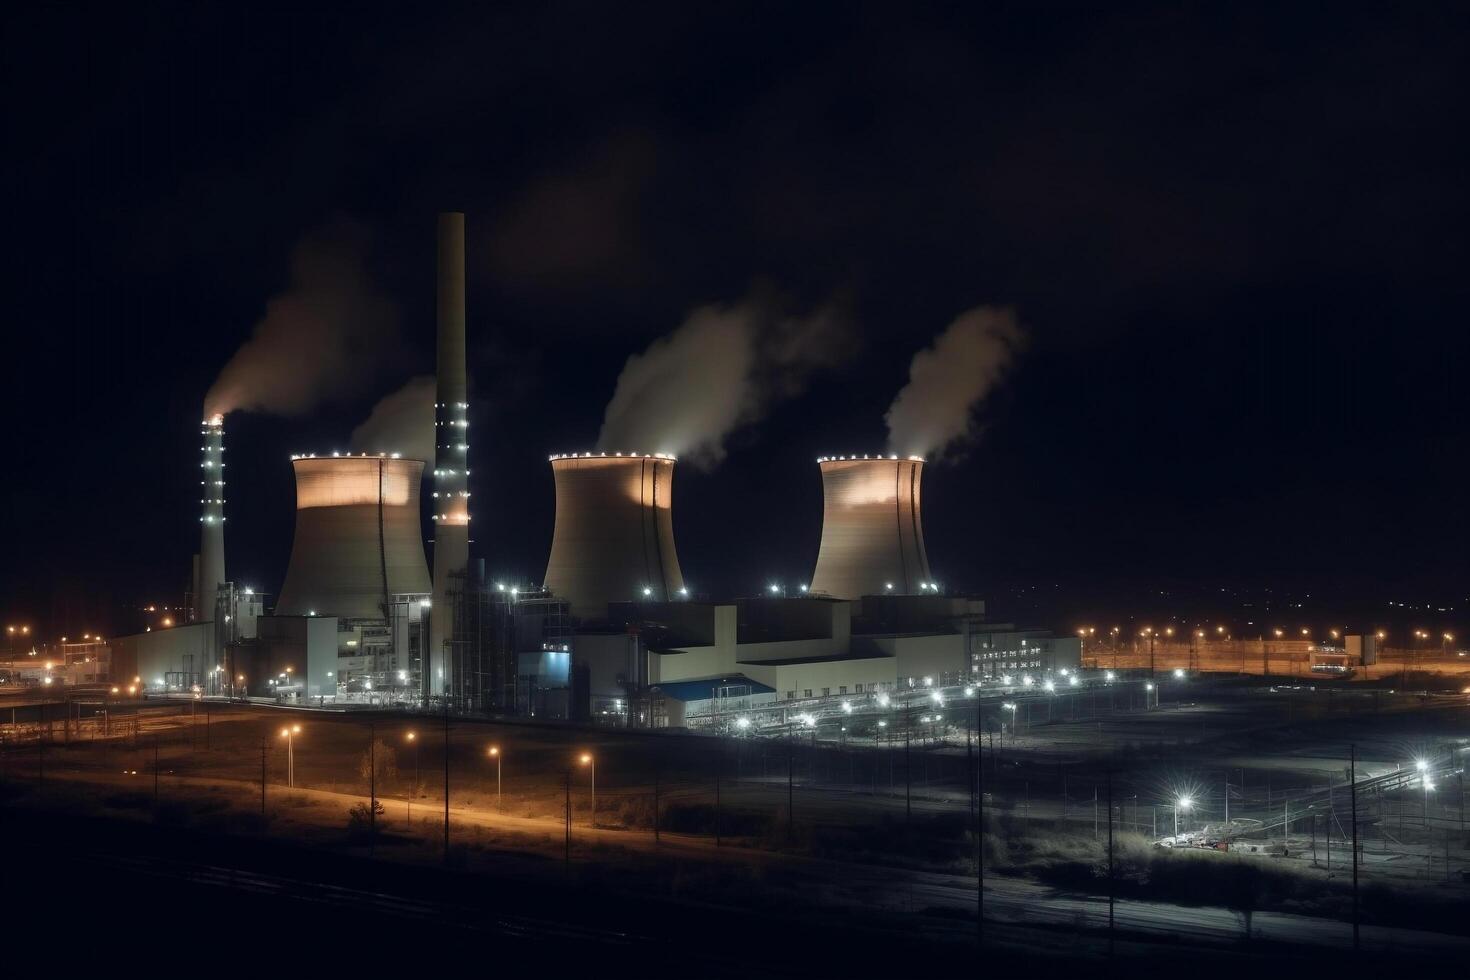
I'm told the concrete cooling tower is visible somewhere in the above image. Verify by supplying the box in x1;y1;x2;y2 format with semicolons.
543;453;684;619
809;455;932;599
275;455;433;620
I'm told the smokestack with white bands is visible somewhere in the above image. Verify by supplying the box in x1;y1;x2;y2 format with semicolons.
194;414;227;623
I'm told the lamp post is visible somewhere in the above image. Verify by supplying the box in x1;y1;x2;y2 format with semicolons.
405;731;418;824
489;745;502;810
580;752;595;828
279;724;300;787
1174;794;1193;838
1416;759;1432;823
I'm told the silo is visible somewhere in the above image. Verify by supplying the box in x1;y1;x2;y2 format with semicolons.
809;455;932;599
275;455;433;620
543;453;684;619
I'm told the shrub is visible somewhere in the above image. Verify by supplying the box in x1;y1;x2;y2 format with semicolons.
346;799;385;842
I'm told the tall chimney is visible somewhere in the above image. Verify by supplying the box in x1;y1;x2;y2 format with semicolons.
809;455;931;599
429;212;469;697
194;414;227;623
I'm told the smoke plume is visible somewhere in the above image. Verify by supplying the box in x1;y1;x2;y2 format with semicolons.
351;375;436;463
884;306;1026;460
597;297;851;469
204;219;399;418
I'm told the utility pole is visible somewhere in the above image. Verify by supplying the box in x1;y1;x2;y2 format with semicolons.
1350;744;1360;950
1107;769;1115;957
443;701;450;864
977;713;984;950
905;707;912;824
369;722;377;844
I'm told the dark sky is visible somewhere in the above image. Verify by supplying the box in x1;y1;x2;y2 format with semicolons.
5;2;1469;639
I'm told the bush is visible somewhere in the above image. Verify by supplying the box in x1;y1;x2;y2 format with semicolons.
346;799;385;842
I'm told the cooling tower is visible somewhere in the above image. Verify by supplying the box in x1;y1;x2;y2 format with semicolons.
275;455;433;620
194;414;227;623
809;455;932;599
543;453;684;619
429;211;469;696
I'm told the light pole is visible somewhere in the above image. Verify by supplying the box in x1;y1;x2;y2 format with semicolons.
580;752;595;828
405;730;420;824
1174;794;1193;838
279;724;300;787
489;745;502;810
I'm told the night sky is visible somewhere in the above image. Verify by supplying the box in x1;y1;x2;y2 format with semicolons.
5;3;1468;639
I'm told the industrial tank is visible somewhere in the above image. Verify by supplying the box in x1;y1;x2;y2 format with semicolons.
275;455;432;620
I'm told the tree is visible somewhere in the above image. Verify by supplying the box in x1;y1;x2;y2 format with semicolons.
359;739;398;783
1218;860;1266;941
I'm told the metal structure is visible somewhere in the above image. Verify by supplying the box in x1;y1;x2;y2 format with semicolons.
543;453;684;619
429;211;470;697
193;414;227;623
275;455;432;620
809;455;932;599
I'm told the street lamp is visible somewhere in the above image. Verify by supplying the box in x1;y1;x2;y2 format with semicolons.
580;753;595;828
489;746;502;810
279;724;301;787
405;731;420;821
1174;794;1193;838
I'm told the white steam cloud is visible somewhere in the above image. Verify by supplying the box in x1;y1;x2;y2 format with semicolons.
204;219;399;418
597;298;851;469
351;375;436;464
884;306;1026;460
